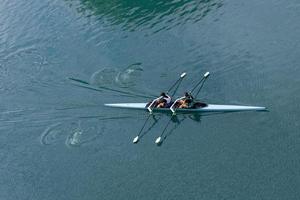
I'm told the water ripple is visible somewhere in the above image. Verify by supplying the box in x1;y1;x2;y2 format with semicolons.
40;122;65;145
70;63;156;99
90;63;144;89
115;63;143;88
65;120;105;148
90;67;118;86
40;119;103;147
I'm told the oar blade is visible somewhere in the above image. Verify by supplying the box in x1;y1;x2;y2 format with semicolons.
133;136;139;144
204;71;210;78
155;137;162;144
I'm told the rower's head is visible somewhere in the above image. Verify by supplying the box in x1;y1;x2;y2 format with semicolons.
185;92;192;97
160;92;167;97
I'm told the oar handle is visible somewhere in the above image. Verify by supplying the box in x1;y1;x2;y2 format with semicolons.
147;97;162;113
170;97;185;114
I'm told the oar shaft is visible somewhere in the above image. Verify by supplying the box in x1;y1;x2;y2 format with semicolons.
133;114;152;143
194;80;206;98
159;116;173;138
167;79;181;94
170;79;183;97
138;115;151;136
190;72;210;97
162;117;173;136
155;115;174;144
190;77;205;93
167;72;187;94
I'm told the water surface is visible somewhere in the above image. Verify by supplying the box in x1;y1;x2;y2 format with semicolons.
1;0;300;199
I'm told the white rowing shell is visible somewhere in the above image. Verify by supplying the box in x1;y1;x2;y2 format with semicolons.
104;103;267;112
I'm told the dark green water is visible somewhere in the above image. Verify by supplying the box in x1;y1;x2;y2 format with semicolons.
1;0;300;199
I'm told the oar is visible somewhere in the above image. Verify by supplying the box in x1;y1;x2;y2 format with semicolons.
134;72;187;143
193;71;210;99
133;114;152;143
155;115;174;145
157;115;185;143
169;72;210;115
166;72;187;94
153;73;188;144
170;96;185;115
147;72;187;113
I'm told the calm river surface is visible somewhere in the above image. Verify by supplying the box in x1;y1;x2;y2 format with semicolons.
1;0;300;199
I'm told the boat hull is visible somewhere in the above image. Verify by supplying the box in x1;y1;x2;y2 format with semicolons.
104;103;267;113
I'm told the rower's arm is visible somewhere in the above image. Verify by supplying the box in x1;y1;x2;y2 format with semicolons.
170;97;185;114
147;97;162;113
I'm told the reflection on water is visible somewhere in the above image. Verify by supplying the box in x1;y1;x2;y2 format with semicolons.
67;0;223;34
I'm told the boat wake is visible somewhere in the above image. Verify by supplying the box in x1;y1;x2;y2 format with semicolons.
69;63;156;99
40;119;105;148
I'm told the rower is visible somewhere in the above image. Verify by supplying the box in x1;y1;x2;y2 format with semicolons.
157;92;171;108
134;72;186;144
170;92;194;114
147;92;172;113
170;71;210;114
179;92;194;108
